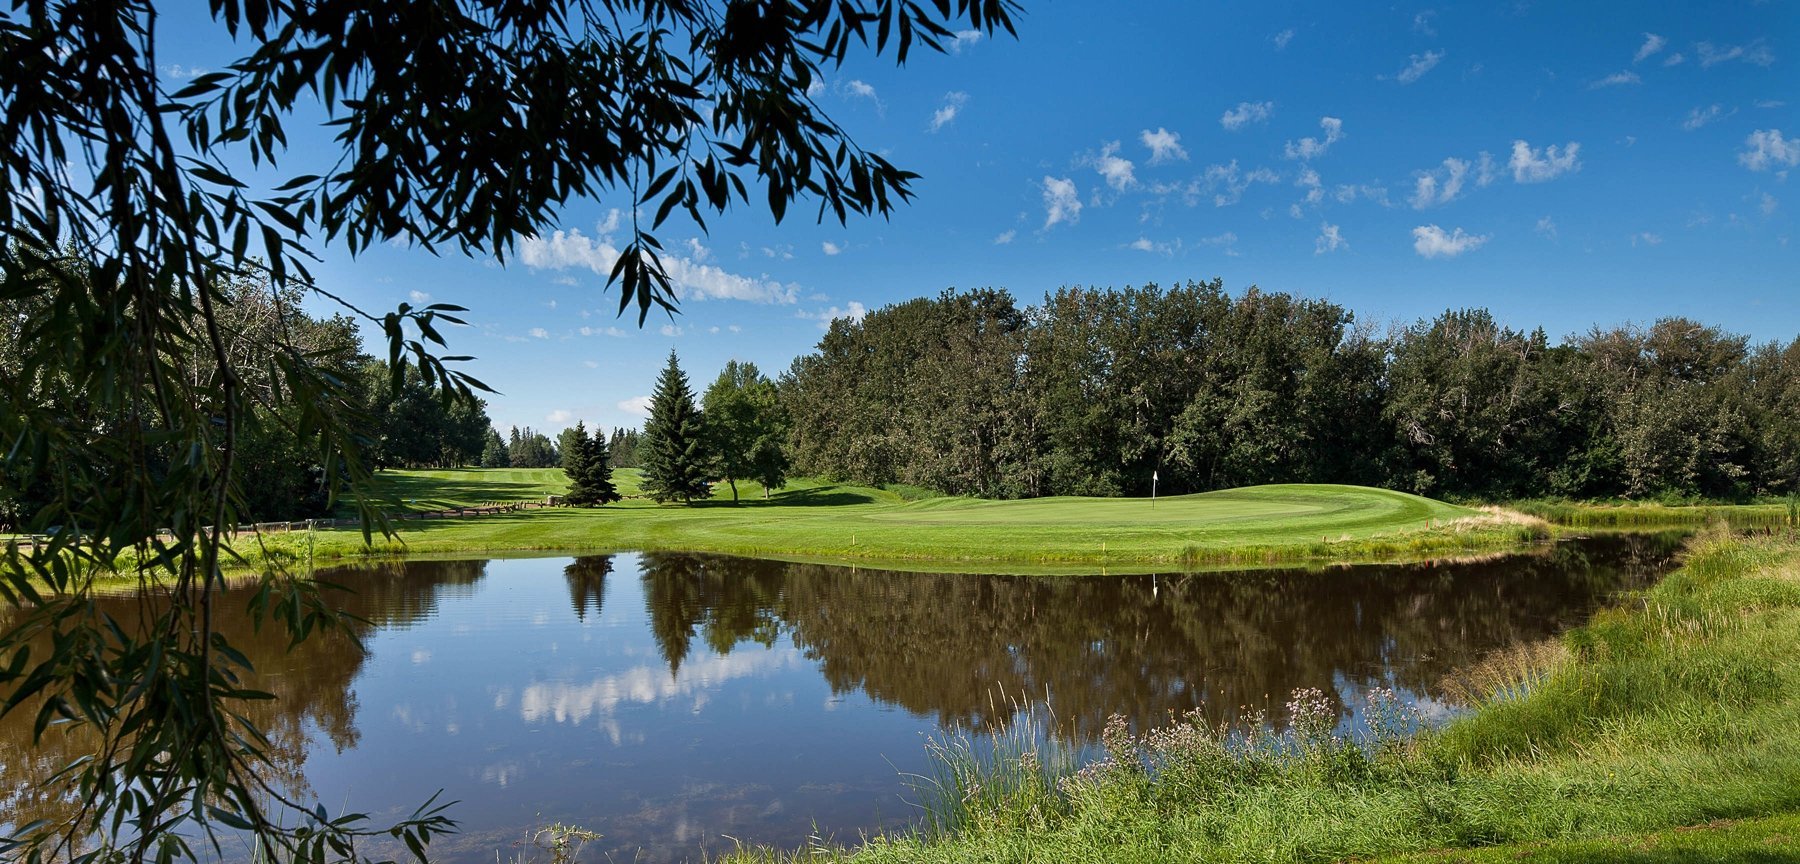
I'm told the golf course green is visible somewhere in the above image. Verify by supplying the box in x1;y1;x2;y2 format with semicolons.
268;468;1544;573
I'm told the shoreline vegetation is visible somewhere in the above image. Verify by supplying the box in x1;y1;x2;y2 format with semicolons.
208;469;1563;576
712;527;1800;864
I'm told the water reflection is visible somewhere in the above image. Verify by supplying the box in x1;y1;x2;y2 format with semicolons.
0;535;1681;861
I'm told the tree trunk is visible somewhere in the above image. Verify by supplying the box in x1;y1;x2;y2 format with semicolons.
729;477;739;503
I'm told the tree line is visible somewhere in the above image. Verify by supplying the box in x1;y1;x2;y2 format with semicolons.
0;275;498;528
780;281;1800;502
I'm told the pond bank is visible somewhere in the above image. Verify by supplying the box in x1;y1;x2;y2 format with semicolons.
711;528;1800;863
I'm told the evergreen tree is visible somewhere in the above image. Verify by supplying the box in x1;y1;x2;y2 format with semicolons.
557;425;587;472
480;428;509;467
641;351;714;504
563;421;623;507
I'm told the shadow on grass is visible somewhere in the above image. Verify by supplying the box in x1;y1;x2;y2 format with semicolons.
367;469;556;511
657;484;881;508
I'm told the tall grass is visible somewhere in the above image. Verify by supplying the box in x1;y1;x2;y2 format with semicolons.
1511;498;1787;529
719;529;1800;864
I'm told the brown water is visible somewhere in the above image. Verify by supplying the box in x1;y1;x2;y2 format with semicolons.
0;534;1681;862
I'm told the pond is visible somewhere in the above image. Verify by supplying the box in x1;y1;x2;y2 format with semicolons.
0;534;1681;862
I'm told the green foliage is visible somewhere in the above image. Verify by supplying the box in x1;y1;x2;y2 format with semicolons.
640;352;715;505
783;287;1800;503
561;422;621;507
480;428;510;468
702;360;790;502
507;426;560;469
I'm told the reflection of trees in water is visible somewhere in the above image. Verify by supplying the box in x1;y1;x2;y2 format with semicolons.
637;535;1680;740
0;559;492;832
0;535;1685;831
566;556;612;621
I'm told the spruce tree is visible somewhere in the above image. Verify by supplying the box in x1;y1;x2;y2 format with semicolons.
563;421;622;507
640;351;714;504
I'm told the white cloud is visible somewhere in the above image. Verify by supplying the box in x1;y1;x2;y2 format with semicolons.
929;91;969;132
597;208;622;235
1682;104;1729;131
528;327;550;339
1127;236;1175;255
801;301;868;329
1332;182;1394;206
583;360;600;369
993;229;1017;245
1411;157;1471;208
1509;140;1581;183
1634;33;1666;63
577;325;627;338
1474;151;1498;186
1041;176;1082;229
1631;232;1663;247
1199;232;1239;256
1739;129;1800;172
1698;41;1775;69
1393;50;1445;84
845;79;877;99
1088;141;1137;192
1663;52;1686;67
1535;215;1558;240
1284;117;1344;161
1174;160;1281;207
1314;222;1347;255
821;241;842;256
1757;100;1788;109
618;396;653;417
1412;224;1490;258
159;63;208;80
1272;29;1294;50
1296;167;1324;205
520;229;800;304
1589;70;1641;89
547;409;573;424
1140;127;1189;163
659;324;683;337
948;29;983;54
1760;193;1778;216
1412;11;1437;37
1220;101;1274;132
409;290;432;303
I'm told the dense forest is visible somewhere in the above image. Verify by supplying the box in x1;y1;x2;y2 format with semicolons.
781;281;1800;502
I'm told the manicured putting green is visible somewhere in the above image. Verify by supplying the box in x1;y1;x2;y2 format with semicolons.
290;469;1512;573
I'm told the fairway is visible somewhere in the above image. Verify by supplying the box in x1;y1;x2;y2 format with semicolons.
278;469;1534;573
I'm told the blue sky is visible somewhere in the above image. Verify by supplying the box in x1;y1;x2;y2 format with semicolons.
156;2;1798;435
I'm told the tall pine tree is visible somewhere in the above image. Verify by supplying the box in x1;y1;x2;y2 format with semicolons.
640;351;714;504
563;421;622;507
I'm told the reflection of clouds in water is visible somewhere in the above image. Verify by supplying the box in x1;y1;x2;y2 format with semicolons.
481;760;522;788
519;649;807;726
410;648;432;665
1332;672;1460;735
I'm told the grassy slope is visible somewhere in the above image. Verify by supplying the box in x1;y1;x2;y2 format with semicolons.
714;530;1800;864
1369;813;1800;862
276;468;1524;572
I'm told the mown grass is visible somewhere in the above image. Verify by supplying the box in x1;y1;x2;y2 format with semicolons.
714;529;1800;863
254;469;1546;573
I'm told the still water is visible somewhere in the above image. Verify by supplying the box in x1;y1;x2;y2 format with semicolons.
1;535;1678;861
